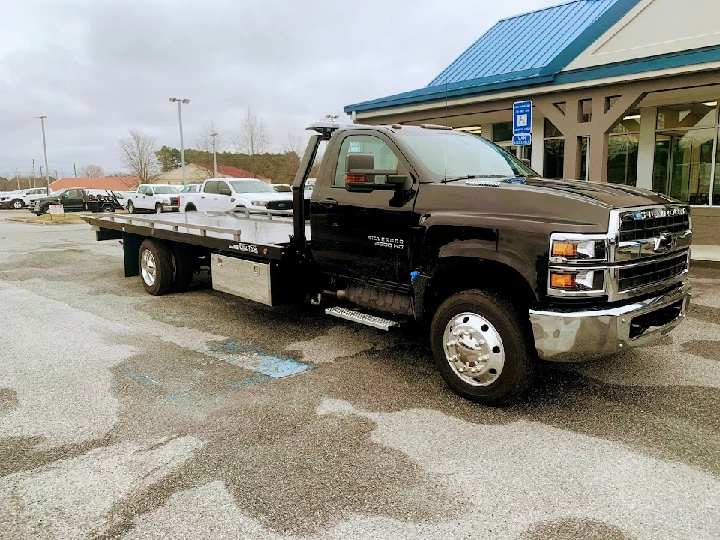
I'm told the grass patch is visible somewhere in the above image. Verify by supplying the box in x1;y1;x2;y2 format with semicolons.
7;214;87;225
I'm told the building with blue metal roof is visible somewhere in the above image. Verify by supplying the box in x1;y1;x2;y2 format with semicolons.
344;0;720;211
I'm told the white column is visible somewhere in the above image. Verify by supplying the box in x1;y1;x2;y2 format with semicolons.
480;123;493;141
531;112;545;174
637;106;657;190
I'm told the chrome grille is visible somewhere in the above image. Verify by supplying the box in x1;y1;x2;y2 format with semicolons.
619;210;690;242
169;197;179;205
618;251;688;292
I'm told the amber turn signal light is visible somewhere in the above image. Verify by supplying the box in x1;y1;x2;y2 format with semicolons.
345;174;367;184
552;242;578;257
550;272;576;289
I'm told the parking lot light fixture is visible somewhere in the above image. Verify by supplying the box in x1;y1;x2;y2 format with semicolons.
37;116;50;193
211;132;218;177
169;97;190;185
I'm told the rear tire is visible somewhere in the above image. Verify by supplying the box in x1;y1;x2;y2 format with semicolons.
102;205;115;213
127;201;135;214
139;239;174;296
430;289;535;405
171;244;195;293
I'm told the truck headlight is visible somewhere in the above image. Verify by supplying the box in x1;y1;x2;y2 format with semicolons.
251;201;268;207
162;198;171;204
549;234;606;263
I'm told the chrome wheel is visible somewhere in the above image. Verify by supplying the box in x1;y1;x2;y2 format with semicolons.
155;204;163;214
443;312;505;387
140;249;156;286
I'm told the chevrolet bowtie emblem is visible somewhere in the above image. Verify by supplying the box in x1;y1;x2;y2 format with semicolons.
653;233;676;253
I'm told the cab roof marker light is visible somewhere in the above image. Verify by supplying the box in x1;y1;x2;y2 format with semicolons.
419;124;453;130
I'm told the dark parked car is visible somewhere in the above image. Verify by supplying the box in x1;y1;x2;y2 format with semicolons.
32;188;123;215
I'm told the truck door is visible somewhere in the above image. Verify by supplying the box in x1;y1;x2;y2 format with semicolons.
61;189;85;211
215;181;234;211
311;132;417;284
198;180;220;210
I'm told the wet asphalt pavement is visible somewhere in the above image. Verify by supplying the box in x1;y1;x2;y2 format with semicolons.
0;209;718;539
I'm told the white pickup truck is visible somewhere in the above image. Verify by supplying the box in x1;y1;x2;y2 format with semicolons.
178;178;293;213
126;184;181;214
0;187;49;209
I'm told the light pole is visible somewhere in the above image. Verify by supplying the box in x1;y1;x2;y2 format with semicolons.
169;97;190;185
37;116;50;193
211;132;218;178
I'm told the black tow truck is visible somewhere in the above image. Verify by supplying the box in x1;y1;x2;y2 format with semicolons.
84;122;692;404
33;188;123;215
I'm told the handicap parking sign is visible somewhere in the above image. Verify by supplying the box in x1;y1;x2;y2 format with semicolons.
513;101;532;136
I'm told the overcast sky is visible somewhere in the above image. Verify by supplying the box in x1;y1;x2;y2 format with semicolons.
0;0;559;178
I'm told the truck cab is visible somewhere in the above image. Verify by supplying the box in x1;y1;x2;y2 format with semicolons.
180;178;293;213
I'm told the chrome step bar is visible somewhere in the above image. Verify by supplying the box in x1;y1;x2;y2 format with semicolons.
325;306;399;331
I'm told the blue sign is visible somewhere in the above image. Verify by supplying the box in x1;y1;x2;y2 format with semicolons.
512;134;532;146
513;100;532;136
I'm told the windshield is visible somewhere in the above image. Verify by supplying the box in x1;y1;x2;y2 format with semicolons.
229;180;275;194
153;186;180;194
182;185;199;192
397;131;537;181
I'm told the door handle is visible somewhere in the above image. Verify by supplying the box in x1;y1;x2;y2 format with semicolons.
318;198;338;206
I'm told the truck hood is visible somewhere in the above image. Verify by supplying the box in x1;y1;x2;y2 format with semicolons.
33;196;60;206
416;177;683;234
513;177;675;208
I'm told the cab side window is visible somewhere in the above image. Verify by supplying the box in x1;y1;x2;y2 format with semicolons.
66;189;81;198
333;135;399;187
204;181;219;194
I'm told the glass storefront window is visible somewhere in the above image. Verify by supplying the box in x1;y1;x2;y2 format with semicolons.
607;134;639;186
657;103;718;130
715;129;720;205
492;122;513;143
544;119;563;138
544;139;565;179
612;110;641;134
667;129;714;204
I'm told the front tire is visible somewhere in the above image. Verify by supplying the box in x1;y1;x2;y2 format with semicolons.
127;201;135;214
11;200;23;210
430;289;535;405
139;239;174;296
155;203;163;214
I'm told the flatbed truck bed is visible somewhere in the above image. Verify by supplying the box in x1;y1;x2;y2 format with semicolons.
84;211;309;263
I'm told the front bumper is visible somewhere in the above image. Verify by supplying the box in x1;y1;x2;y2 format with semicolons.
529;282;691;362
161;205;179;212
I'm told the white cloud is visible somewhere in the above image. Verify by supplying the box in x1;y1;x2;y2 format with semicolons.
0;0;559;176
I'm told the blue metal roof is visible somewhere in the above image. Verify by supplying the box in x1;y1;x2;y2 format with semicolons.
428;0;621;87
345;0;641;114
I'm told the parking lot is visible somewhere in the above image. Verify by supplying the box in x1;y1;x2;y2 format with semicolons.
0;208;719;539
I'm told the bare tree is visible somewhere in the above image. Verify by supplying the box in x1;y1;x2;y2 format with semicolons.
232;107;270;156
119;129;159;182
82;164;105;178
285;133;306;157
194;120;225;153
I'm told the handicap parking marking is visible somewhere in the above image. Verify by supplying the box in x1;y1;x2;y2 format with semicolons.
200;341;312;378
